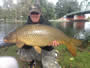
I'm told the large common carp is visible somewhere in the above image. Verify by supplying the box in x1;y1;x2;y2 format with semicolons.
4;24;82;56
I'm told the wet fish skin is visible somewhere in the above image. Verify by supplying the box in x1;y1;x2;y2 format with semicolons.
4;24;82;56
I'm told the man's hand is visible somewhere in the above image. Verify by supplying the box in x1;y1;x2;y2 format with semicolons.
48;40;59;47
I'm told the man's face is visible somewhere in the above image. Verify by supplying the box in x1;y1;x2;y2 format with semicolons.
30;12;41;23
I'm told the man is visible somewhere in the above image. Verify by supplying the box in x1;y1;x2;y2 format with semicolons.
17;5;61;68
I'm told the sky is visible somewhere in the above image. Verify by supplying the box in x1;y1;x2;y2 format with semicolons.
48;0;58;5
0;0;17;6
0;0;3;6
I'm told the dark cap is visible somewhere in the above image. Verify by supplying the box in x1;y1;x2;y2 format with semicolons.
30;5;41;13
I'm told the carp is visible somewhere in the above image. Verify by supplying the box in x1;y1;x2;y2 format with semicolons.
4;24;82;56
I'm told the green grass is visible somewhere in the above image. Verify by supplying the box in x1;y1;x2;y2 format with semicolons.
55;45;90;68
0;45;90;68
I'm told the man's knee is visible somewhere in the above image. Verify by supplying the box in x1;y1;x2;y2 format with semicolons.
42;56;61;68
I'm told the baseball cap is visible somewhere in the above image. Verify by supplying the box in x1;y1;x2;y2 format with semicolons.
30;5;41;14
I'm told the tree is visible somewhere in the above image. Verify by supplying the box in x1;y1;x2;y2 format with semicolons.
14;0;32;20
40;0;55;20
55;0;80;18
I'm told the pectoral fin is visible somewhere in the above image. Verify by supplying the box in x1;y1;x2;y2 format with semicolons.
16;41;24;48
34;46;41;54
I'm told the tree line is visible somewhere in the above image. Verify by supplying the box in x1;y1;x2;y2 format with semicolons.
0;0;81;20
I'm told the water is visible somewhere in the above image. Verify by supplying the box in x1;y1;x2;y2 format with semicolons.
85;22;90;32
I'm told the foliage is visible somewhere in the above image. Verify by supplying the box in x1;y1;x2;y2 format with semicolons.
40;0;55;20
0;0;55;21
55;0;80;18
0;0;81;21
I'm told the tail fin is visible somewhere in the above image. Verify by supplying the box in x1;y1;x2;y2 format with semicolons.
70;38;82;47
64;42;77;56
61;38;82;56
